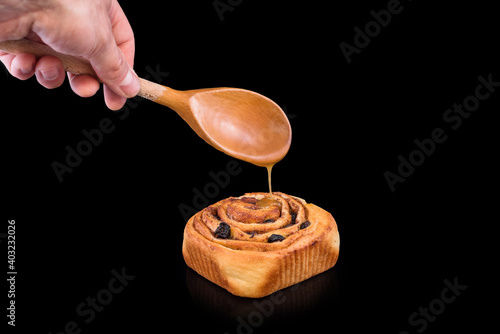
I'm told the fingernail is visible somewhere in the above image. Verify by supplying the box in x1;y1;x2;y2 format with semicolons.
21;65;33;74
119;69;140;97
40;68;59;81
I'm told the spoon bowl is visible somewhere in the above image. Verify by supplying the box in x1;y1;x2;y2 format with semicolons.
145;83;291;166
191;88;291;166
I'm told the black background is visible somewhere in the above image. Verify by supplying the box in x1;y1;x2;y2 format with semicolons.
2;0;498;333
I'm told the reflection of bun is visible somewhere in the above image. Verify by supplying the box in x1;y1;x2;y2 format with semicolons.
182;192;340;298
186;266;339;320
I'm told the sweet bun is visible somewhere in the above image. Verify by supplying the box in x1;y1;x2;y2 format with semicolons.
182;192;340;298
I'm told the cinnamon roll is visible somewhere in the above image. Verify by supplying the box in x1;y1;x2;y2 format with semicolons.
182;192;340;298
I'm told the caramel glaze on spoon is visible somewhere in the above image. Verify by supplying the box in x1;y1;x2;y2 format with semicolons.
0;39;292;171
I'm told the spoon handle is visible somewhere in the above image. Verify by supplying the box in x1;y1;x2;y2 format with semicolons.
0;39;97;77
0;39;164;102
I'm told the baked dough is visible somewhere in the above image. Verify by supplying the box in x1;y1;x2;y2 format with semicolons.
182;192;340;298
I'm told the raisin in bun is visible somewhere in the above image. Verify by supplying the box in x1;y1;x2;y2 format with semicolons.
182;192;340;298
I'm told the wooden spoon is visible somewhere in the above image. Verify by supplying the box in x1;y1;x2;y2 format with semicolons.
0;39;291;167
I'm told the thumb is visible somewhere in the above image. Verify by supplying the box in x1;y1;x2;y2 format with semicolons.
88;36;140;99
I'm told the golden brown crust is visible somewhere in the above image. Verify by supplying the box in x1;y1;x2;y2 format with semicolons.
182;192;340;298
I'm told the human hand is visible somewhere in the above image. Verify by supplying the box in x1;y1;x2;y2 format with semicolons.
0;0;140;110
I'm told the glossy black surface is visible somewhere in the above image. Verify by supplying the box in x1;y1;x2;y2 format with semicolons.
2;1;497;333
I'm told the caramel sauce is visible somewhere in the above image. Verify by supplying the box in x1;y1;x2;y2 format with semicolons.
198;94;290;206
256;196;281;209
266;164;273;194
254;163;282;209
